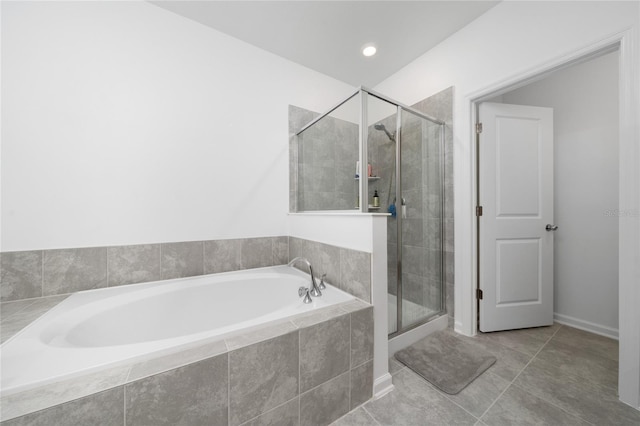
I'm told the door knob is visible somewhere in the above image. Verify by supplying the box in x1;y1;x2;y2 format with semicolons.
545;224;558;231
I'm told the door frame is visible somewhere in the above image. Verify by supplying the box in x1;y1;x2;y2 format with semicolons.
459;30;639;408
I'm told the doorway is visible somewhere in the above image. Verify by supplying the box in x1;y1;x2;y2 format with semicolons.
475;50;620;336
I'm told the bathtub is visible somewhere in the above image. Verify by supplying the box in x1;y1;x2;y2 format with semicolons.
1;265;355;395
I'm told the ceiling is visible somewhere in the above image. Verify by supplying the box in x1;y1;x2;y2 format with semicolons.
150;1;500;87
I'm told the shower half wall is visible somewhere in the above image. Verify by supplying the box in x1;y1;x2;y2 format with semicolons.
289;87;452;339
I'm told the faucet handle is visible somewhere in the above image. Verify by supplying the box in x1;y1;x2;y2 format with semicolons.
299;286;312;304
318;273;327;290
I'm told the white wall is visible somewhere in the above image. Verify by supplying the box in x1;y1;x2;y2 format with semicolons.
501;52;619;336
1;1;354;251
374;0;639;407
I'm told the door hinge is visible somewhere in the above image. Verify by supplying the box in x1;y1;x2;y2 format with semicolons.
476;289;483;300
476;122;483;134
476;206;483;216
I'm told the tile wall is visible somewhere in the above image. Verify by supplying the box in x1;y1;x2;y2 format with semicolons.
0;237;288;303
1;236;372;304
289;105;360;212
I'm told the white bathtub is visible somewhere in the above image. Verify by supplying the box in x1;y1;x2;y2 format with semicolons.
0;266;354;395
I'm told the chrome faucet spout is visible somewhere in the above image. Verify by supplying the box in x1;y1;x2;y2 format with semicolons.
287;257;322;298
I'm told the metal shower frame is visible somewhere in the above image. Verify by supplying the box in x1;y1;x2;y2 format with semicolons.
296;86;446;338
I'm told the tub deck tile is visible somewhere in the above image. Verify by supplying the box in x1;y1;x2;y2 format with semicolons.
225;319;298;351
0;365;130;423
126;338;228;383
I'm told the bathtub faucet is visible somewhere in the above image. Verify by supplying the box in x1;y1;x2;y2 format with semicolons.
287;257;322;303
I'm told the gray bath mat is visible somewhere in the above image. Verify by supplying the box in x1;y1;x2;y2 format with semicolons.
394;330;496;395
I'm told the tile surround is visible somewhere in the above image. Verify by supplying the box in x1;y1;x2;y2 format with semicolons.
2;236;370;303
1;299;373;426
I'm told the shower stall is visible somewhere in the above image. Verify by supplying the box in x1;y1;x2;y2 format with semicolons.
293;87;445;337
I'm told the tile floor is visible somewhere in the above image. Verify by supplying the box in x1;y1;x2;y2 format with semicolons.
332;324;640;425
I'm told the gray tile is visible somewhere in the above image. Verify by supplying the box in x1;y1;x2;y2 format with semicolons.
300;372;350;426
0;295;68;343
351;360;374;409
475;324;557;357
43;247;107;296
107;244;160;286
161;241;203;279
351;306;374;367
535;338;618;390
125;354;228;426
339;248;371;302
1;251;42;302
481;384;590;426
225;320;297;351
1;387;124;426
204;238;242;274
300;314;350;392
312;242;340;288
514;358;640;425
553;325;618;362
364;369;476;426
0;299;37;321
126;339;228;382
240;398;299;426
229;331;299;425
436;370;509;418
338;299;370;313
241;237;275;269
331;407;377;426
291;305;346;329
272;236;289;265
453;332;531;382
1;364;129;422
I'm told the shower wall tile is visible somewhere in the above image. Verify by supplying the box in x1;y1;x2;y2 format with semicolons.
300;372;350;426
161;241;204;279
1;387;125;426
125;354;228;426
350;306;374;367
107;244;160;287
299;314;350;392
43;247;107;296
445;219;455;252
1;251;42;302
350;360;374;410
339;248;371;302
229;331;299;425
402;219;424;247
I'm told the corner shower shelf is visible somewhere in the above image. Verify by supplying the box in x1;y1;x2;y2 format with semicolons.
355;176;381;181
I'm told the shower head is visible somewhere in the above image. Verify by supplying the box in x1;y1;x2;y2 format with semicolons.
374;123;396;142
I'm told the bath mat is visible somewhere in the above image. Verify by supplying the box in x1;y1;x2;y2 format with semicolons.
394;330;496;395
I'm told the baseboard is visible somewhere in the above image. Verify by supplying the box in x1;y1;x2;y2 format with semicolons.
554;312;619;340
373;373;394;399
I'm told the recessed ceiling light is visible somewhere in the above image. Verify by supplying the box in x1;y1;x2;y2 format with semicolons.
362;44;377;57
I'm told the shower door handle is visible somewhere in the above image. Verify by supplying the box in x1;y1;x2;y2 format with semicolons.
545;224;558;231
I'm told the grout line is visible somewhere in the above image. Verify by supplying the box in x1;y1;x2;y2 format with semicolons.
227;352;231;426
298;329;302;425
477;325;565;421
123;384;127;426
41;250;45;298
400;367;483;421
361;403;383;426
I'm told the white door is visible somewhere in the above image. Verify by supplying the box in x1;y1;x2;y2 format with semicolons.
478;102;554;332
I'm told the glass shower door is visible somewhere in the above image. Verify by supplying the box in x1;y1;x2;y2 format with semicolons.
397;108;444;331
